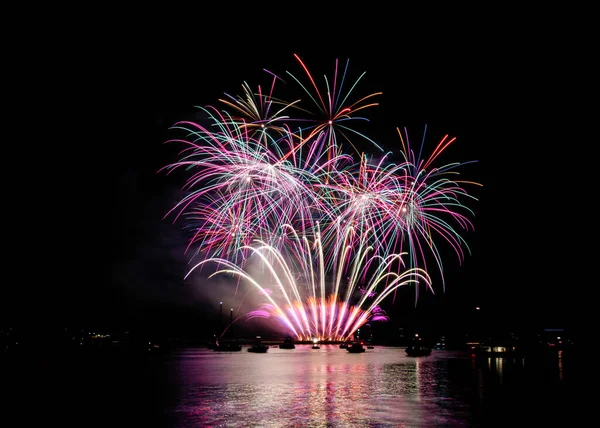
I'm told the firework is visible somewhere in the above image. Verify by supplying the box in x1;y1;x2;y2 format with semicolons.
283;54;384;159
186;224;432;342
159;105;326;264
161;54;479;337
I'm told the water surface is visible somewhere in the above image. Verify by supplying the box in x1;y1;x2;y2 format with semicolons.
3;345;579;427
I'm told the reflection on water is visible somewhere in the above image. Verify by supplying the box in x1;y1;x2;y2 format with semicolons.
558;350;563;381
2;345;576;427
152;345;576;427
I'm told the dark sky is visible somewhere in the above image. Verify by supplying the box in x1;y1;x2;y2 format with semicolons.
8;15;581;339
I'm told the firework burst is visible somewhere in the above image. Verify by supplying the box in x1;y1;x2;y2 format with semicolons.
186;224;432;342
161;54;480;338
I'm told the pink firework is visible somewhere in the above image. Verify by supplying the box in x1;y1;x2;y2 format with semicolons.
186;224;432;341
161;54;480;336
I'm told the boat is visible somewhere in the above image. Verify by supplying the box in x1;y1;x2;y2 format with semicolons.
247;343;269;353
405;333;431;357
346;342;366;353
367;344;374;349
247;336;269;353
405;345;431;357
339;342;349;349
279;336;296;349
311;344;320;349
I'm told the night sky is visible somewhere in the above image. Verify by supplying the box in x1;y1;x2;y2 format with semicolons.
7;16;580;340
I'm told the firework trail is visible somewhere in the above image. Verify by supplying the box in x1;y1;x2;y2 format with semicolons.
218;71;299;145
392;125;481;296
186;223;432;342
159;105;328;264
283;54;383;170
161;54;479;337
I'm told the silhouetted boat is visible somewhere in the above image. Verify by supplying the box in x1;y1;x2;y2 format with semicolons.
405;333;431;356
248;343;269;353
405;345;431;357
312;344;320;349
339;342;349;349
279;336;296;349
346;342;366;353
367;344;374;349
